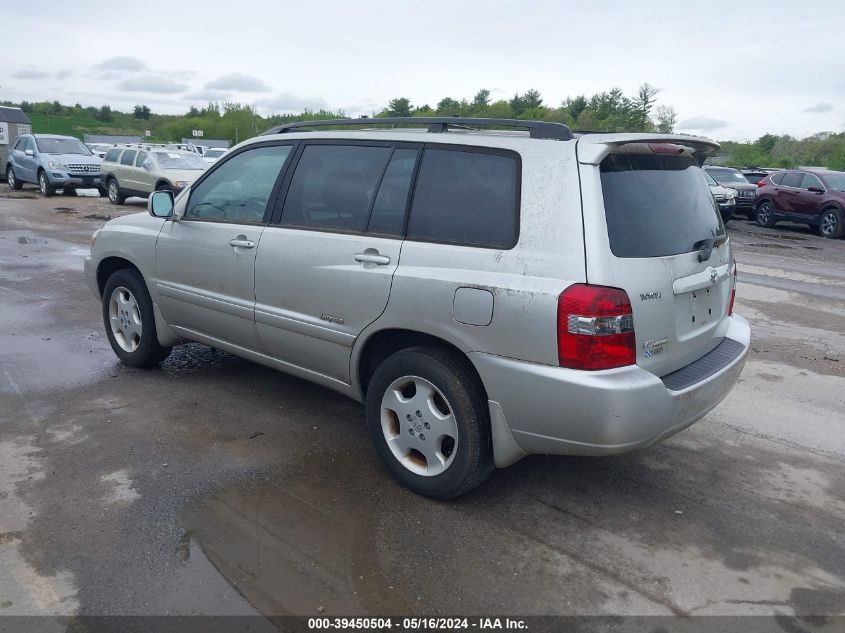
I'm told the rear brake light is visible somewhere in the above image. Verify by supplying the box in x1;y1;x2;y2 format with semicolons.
728;260;737;316
649;143;683;155
756;180;766;187
558;284;636;370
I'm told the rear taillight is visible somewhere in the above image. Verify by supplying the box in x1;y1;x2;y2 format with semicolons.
756;180;766;187
557;284;636;370
728;260;737;316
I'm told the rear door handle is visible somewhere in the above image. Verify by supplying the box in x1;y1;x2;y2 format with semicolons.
353;252;390;265
229;238;255;249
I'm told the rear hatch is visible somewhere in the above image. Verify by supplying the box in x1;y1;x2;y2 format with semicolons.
577;135;733;377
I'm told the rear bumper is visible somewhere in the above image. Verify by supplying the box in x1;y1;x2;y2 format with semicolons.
471;314;750;461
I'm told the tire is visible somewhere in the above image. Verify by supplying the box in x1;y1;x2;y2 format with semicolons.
6;166;22;191
38;170;55;197
107;179;126;205
102;269;171;367
756;200;776;228
365;346;493;499
818;208;843;239
97;186;108;198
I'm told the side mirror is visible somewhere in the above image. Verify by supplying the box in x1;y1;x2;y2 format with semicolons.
148;190;174;218
24;149;34;157
808;185;825;194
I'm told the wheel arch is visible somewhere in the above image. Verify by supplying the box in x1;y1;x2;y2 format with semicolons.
96;256;144;299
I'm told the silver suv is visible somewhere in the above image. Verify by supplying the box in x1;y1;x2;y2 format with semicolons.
101;146;208;204
85;118;750;498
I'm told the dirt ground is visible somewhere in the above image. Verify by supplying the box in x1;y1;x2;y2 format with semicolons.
1;189;843;629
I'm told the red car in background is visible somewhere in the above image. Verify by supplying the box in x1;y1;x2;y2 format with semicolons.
755;169;845;238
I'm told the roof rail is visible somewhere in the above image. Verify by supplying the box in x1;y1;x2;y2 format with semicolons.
261;117;574;141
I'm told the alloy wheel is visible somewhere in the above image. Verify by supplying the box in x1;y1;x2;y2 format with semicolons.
39;173;47;195
380;375;458;477
821;212;837;237
108;181;118;203
757;203;771;224
108;286;142;353
7;169;15;189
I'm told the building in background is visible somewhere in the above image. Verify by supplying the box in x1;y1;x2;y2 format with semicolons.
0;106;33;182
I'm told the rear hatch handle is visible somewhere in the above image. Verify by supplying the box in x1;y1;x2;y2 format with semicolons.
673;263;730;295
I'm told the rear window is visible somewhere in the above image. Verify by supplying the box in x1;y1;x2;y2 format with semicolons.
600;153;725;258
407;148;519;249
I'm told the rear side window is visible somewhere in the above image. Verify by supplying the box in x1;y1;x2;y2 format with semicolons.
104;148;121;162
281;145;393;233
781;172;803;188
600;153;724;258
770;172;785;185
119;150;137;166
408;149;519;248
367;148;418;236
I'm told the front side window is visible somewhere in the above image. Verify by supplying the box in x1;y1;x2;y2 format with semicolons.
104;148;121;163
800;173;823;190
35;137;92;155
407;148;519;248
135;151;149;167
781;172;803;188
120;150;137;166
281;144;393;232
185;144;292;224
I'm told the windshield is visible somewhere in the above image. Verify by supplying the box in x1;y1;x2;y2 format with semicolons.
152;152;208;170
600;153;725;258
706;168;748;185
36;137;92;155
703;170;719;187
821;172;845;192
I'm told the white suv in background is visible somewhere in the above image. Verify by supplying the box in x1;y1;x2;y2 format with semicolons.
100;146;208;204
85;118;750;498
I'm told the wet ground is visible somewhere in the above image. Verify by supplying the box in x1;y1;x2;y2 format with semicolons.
1;191;843;626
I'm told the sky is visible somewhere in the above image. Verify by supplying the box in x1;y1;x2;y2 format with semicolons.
2;0;843;142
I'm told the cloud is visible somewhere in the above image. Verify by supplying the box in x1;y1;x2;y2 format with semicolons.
205;73;270;92
118;75;188;94
803;102;833;113
182;89;231;102
255;93;328;113
56;69;73;80
677;116;729;132
12;69;50;80
95;56;146;72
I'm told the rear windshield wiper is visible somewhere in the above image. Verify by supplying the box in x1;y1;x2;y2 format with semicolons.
693;235;728;262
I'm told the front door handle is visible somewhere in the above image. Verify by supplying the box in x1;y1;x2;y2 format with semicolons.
229;238;255;249
353;252;390;265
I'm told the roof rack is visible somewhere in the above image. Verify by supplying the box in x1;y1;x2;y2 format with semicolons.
262;117;574;141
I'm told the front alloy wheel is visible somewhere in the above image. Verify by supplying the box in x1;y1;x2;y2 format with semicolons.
756;201;774;228
108;286;143;353
38;172;54;197
819;208;843;239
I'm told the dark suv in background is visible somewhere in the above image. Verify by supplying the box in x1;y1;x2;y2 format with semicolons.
755;170;845;238
704;166;758;218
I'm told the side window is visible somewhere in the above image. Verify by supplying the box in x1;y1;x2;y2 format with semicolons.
367;148;418;236
135;151;148;167
770;172;785;185
185;144;292;224
119;150;137;166
407;148;519;248
280;144;393;233
104;148;121;163
14;137;25;151
800;174;823;190
22;137;33;152
781;172;803;188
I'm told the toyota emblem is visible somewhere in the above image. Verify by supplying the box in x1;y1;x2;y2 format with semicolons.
710;269;717;284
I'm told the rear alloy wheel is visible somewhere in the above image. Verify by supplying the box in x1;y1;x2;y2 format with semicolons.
819;208;843;239
365;346;493;499
756;200;776;228
107;179;126;205
6;166;22;191
38;171;55;197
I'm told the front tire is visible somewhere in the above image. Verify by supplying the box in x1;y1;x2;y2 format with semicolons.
6;166;22;191
818;208;843;239
38;171;55;197
756;200;776;228
365;346;493;499
102;269;171;367
107;179;126;205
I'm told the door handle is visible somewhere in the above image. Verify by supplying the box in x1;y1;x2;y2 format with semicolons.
353;252;390;265
229;238;255;249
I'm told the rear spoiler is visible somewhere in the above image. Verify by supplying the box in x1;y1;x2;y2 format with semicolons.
576;133;720;167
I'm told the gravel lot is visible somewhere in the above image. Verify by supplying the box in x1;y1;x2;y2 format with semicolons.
1;189;843;627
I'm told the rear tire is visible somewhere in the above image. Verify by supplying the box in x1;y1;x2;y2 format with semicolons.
38;170;55;197
819;208;843;239
102;269;172;367
6;166;22;191
756;200;776;228
365;346;493;499
107;179;126;205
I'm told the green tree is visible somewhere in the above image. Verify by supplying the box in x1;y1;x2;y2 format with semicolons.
633;83;659;131
133;104;151;119
385;98;412;117
436;97;461;115
654;105;677;134
472;89;491;109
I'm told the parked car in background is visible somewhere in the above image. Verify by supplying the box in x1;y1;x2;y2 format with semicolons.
203;147;228;164
101;147;208;204
704;166;757;218
704;169;737;223
84;118;749;498
87;143;113;159
755;169;845;238
6;133;103;197
741;168;774;185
